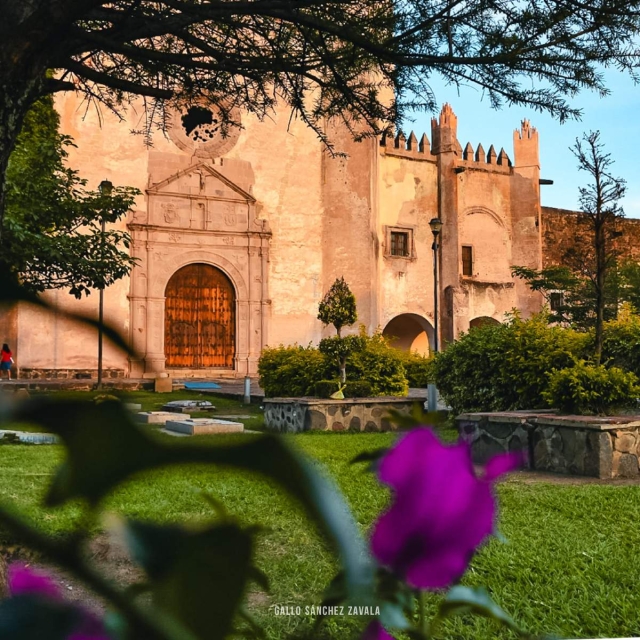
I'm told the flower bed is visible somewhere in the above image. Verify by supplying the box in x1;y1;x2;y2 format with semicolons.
264;397;421;433
456;411;640;479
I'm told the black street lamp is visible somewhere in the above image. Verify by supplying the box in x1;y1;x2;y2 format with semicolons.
97;179;113;389
428;217;443;353
426;217;443;413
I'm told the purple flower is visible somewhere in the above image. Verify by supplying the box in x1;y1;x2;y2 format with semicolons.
371;428;523;590
8;563;110;640
361;620;395;640
8;562;62;601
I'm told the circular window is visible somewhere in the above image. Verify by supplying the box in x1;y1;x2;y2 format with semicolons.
168;103;241;157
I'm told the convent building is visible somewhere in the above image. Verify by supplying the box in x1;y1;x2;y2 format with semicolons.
2;100;565;378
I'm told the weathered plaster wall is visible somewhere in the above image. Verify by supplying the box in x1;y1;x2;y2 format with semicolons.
377;149;438;334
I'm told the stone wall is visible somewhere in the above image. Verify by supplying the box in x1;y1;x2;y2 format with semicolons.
457;412;640;479
264;397;420;433
18;368;125;380
541;207;640;267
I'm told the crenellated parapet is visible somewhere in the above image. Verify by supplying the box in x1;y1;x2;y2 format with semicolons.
458;141;512;173
379;105;534;175
380;128;436;161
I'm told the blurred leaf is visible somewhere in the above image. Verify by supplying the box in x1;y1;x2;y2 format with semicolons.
435;586;524;635
0;594;81;640
387;407;445;429
11;397;375;605
350;447;388;466
125;521;253;640
322;567;411;630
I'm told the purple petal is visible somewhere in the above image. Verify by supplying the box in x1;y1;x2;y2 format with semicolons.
377;428;440;489
484;451;526;482
371;427;508;590
361;620;395;640
8;563;61;601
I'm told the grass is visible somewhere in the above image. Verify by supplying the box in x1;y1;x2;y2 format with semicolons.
1;391;640;639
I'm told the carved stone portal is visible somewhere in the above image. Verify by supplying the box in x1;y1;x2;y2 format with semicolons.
128;161;271;377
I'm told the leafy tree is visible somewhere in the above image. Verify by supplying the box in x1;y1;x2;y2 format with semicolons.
512;131;626;363
318;277;358;383
2;0;640;248
318;277;358;338
5;95;138;297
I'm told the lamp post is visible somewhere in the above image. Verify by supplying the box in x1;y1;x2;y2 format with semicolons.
427;217;443;412
97;179;113;389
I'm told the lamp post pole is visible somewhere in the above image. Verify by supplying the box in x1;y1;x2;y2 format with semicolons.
97;179;113;390
427;217;443;412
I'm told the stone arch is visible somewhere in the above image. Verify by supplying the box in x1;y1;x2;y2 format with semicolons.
469;316;501;330
462;206;508;232
382;314;435;355
164;263;237;369
151;250;248;302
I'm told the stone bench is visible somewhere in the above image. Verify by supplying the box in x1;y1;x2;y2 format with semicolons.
264;397;421;433
456;411;640;479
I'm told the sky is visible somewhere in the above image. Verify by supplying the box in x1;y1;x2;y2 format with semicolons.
405;70;640;217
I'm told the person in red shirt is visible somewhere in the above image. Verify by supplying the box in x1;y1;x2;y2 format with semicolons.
1;344;13;380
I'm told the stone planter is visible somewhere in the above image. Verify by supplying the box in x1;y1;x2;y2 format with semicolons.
456;411;640;479
264;397;421;433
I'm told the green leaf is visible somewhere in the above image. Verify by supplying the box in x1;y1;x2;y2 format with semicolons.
435;586;524;635
0;595;82;640
125;521;253;640
11;397;375;605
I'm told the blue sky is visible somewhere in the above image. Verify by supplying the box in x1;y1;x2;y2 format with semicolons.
406;71;640;217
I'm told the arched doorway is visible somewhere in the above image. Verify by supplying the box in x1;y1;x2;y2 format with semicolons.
469;316;501;330
164;264;236;368
382;314;434;356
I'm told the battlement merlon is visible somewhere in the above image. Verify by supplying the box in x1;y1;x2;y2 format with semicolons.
513;119;540;169
431;103;458;154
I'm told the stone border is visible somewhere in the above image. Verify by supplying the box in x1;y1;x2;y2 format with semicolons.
457;412;640;479
264;397;420;433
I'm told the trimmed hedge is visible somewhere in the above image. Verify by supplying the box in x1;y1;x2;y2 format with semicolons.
431;312;590;414
398;351;435;388
544;361;639;415
259;330;409;398
257;345;327;398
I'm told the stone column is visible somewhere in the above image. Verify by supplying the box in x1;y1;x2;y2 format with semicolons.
431;104;461;345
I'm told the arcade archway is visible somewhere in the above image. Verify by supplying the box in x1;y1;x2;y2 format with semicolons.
382;314;434;355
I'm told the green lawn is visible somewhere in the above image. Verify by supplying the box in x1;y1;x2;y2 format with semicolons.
1;393;640;639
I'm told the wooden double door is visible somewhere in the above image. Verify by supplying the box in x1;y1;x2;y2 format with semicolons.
164;264;236;368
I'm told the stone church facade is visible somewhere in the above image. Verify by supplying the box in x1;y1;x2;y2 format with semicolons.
3;99;550;379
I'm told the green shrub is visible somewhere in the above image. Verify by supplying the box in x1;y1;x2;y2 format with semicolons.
544;361;639;415
259;330;409;398
315;378;375;398
258;345;328;397
346;332;408;397
432;312;590;414
344;380;374;398
398;351;435;387
315;379;340;398
431;319;509;414
602;304;640;376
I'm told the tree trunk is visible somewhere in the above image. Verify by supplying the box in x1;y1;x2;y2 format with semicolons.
340;357;347;385
594;217;606;365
